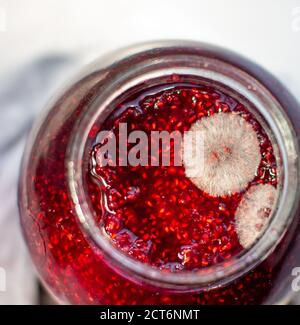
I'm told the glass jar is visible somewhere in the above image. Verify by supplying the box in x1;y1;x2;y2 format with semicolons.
19;41;300;305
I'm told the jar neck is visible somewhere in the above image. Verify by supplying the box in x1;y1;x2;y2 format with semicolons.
66;41;300;291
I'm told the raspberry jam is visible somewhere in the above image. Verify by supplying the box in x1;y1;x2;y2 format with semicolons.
89;84;277;270
19;42;300;305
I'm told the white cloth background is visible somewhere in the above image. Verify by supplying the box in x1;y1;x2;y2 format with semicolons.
0;0;299;304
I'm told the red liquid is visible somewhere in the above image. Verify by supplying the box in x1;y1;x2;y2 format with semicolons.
19;75;298;304
89;84;277;270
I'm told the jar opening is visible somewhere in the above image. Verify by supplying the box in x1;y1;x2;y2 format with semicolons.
67;42;299;290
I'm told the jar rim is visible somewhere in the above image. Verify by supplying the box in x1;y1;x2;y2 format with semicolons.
67;41;300;290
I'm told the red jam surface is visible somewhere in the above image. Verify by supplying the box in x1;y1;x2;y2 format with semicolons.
21;77;287;305
89;84;277;271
